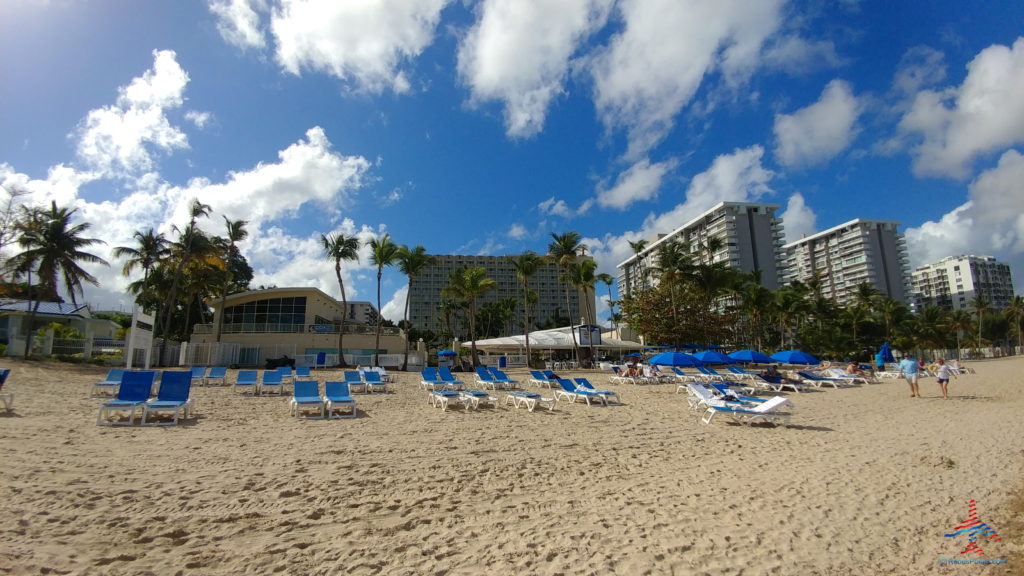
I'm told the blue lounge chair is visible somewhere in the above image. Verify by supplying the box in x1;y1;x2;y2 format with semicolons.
429;389;465;411
574;377;620;404
697;366;727;381
475;367;501;390
141;371;194;426
529;370;557;389
363;370;388;393
708;382;765;404
235;370;259;395
260;370;284;396
189;366;208;385
460;389;499;410
91;368;125;396
438;367;465;390
0;368;12;411
726;366;757;380
796;371;853;389
290;380;325;419
554;379;607;406
488;367;519;389
295;366;312;379
97;370;157;426
420;368;444;390
344;371;367;394
504;391;556;412
324;381;357;419
204;366;228;386
315;352;328;369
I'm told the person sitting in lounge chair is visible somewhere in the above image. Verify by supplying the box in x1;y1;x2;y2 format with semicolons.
760;365;800;385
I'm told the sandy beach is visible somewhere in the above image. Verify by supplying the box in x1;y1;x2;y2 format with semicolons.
1;357;1022;575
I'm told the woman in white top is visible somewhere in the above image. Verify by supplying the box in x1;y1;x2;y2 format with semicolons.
935;358;956;399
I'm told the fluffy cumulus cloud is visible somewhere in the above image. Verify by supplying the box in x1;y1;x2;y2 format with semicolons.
457;0;612;138
595;157;678;210
74;49;190;177
208;0;268;51
905;149;1024;271
899;37;1024;179
270;0;450;94
774;79;861;168
762;35;843;76
507;223;527;239
778;192;817;244
588;0;784;159
537;196;572;218
587;145;774;276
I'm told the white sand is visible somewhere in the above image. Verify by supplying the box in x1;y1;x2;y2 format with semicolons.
1;357;1022;575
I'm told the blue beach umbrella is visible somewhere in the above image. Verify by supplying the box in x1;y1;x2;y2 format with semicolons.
648;351;703;367
770;349;820;365
692;350;735;364
437;350;457;357
728;349;774;364
878;342;895;363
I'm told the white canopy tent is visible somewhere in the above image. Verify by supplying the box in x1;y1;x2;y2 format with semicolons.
472;326;643;353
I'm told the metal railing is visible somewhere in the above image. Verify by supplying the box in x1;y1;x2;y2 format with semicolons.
192;322;402;336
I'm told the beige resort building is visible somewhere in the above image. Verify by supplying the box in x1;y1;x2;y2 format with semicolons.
190;287;413;367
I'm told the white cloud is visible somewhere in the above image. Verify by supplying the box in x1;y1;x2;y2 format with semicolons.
774;79;861;168
905;149;1024;273
537;196;572;218
457;0;612;138
899;37;1024;179
586;145;773;276
270;0;450;94
762;35;843;76
380;285;408;323
185;110;213;129
891;45;946;97
588;0;784;159
596;157;678;210
778;192;817;244
507;223;527;239
74;49;190;177
208;0;268;51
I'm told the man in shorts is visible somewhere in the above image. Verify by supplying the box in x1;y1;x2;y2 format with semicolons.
899;354;920;397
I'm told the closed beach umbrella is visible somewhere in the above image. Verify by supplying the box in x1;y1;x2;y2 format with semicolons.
728;349;774;364
878;342;895;363
770;349;820;365
648;351;703;367
692;350;735;364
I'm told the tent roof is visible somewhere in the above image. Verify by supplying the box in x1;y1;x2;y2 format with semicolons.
473;326;644;351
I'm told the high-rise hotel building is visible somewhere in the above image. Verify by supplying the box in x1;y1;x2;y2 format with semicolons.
911;255;1015;312
616;201;788;295
782;219;911;305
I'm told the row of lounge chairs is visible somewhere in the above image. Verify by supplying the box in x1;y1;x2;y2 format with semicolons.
288;380;357;419
96;370;195;426
234;369;389;396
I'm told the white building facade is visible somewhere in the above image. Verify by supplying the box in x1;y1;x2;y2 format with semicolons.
911;255;1015;312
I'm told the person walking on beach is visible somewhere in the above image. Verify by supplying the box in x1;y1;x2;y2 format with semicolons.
899;355;920;397
935;358;956;399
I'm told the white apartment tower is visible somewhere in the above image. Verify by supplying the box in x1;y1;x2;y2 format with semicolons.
616;201;787;295
407;254;595;337
911;255;1015;312
783;219;911;305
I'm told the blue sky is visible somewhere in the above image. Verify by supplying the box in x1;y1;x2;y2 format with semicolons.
2;0;1023;322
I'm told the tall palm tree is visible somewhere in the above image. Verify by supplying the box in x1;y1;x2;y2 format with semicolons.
548;231;586;362
214;217;248;343
396;245;435;370
567;259;598;366
320;232;361;367
627;238;648;293
509;250;544;362
442;267;496;366
12;201;108;357
159;200;210;358
112;228;170;286
970;295;991;348
1004;295;1024;352
368;234;400;367
946;309;974;360
596;273;616;328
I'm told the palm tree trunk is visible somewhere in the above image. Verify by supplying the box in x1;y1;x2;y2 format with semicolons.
374;270;383;367
401;279;412;371
522;280;532;369
563;280;579;363
469;298;479;367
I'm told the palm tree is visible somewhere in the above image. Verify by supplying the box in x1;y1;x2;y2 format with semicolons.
626;238;648;293
320;232;361;367
396;245;435;370
511;251;545;368
567;258;598;366
1004;295;1024;352
112;228;170;286
946;309;974;360
548;231;586;362
12;201;108;357
442;267;496;366
214;217;248;343
596;273;616;328
970;295;990;348
368;234;400;367
159;199;210;359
